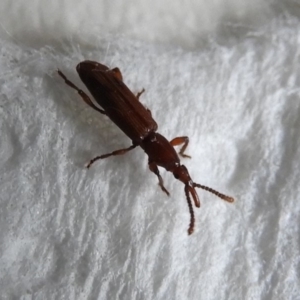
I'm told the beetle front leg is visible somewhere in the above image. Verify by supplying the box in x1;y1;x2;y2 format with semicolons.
58;70;106;115
170;136;191;158
148;161;170;196
87;144;137;168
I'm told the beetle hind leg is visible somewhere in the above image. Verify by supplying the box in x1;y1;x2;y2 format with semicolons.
148;162;170;196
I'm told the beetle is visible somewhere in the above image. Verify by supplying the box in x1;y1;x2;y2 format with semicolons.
58;61;234;235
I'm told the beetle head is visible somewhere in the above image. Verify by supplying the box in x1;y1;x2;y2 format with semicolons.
172;164;234;235
173;164;200;208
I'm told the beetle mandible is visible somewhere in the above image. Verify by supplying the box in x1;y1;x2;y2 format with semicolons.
58;61;234;235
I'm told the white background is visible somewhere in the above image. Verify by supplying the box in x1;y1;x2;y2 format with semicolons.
0;0;299;299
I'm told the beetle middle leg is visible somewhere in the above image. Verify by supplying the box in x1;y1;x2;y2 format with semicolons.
135;89;152;116
136;88;145;101
170;136;191;158
87;144;137;168
58;70;106;114
148;161;170;196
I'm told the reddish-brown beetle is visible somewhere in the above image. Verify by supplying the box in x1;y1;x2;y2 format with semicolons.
58;61;234;234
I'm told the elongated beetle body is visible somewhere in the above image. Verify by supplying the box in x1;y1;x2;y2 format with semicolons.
58;61;234;235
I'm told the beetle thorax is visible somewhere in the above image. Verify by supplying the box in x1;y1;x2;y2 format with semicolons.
141;132;180;171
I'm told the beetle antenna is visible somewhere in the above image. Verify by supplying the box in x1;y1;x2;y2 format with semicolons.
193;183;234;203
184;185;195;235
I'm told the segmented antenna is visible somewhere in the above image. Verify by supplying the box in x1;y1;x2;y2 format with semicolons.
193;183;234;203
184;185;195;235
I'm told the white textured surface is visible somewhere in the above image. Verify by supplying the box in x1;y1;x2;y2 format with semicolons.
0;0;273;49
1;1;300;300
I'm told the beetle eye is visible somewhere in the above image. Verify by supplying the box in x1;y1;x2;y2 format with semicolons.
174;173;179;179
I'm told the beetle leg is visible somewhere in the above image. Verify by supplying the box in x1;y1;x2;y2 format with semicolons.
58;70;106;115
170;136;191;158
86;144;137;169
135;88;152;115
136;88;145;101
148;162;170;196
134;89;153;116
